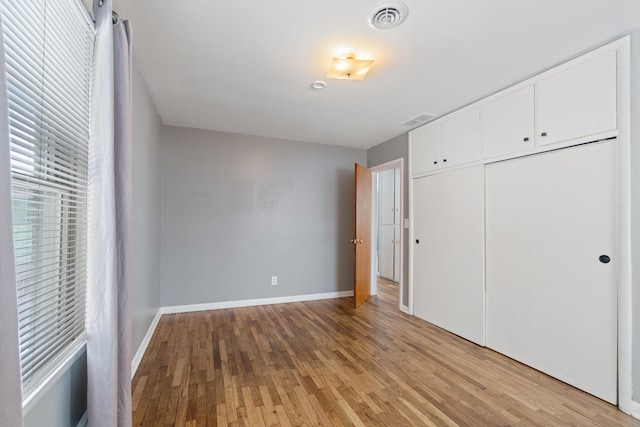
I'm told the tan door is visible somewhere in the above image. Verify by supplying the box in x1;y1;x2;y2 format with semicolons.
353;163;372;308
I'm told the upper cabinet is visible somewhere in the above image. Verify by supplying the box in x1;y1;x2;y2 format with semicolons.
411;122;439;175
482;87;535;158
440;108;481;166
411;108;480;176
411;48;618;173
536;51;617;146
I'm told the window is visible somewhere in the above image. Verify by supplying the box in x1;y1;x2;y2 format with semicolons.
0;0;94;399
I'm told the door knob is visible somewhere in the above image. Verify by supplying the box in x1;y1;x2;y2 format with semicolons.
358;239;363;244
350;239;356;244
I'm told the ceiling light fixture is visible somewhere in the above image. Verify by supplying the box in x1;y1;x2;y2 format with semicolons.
326;54;375;80
367;0;409;30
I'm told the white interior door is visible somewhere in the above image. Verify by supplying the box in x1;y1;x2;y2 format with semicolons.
485;141;617;403
413;166;484;345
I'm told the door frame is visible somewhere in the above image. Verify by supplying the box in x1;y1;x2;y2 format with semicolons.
369;158;407;313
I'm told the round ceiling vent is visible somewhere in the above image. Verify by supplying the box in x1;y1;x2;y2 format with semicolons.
367;1;409;30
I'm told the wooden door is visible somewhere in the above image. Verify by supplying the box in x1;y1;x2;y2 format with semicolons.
412;166;485;345
354;163;372;308
485;141;617;403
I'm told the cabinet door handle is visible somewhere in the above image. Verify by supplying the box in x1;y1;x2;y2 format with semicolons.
599;255;611;264
415;239;420;244
443;159;447;163
541;132;548;137
433;161;438;165
523;137;529;142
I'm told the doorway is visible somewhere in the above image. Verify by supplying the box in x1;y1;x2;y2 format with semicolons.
368;159;405;313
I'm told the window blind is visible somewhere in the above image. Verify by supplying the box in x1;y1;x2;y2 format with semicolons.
0;0;94;398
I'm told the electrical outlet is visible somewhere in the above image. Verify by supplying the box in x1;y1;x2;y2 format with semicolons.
271;276;277;286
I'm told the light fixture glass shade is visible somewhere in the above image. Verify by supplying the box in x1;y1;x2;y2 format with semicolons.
326;54;374;80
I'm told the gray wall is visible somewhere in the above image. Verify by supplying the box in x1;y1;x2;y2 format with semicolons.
130;64;162;351
367;133;410;307
160;127;366;306
631;28;640;404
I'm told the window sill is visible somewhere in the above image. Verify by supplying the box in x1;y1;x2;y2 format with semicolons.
22;337;87;415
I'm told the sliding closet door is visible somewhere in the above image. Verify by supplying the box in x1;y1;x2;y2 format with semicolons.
413;166;484;345
485;141;617;403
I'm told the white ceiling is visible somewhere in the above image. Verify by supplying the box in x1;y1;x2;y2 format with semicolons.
113;0;640;150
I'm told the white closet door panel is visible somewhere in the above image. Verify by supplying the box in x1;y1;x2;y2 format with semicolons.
380;169;395;225
411;123;440;175
482;86;535;158
536;51;616;146
485;141;617;403
393;225;400;282
379;224;395;280
394;167;401;225
413;166;484;345
440;108;480;167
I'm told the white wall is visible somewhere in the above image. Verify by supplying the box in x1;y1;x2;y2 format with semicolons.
160;127;366;307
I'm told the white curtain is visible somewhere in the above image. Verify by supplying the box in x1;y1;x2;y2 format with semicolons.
87;0;133;425
0;14;23;427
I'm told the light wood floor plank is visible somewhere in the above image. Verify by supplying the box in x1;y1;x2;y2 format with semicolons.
133;278;640;426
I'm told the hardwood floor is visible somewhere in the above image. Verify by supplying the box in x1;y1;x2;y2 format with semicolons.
132;280;640;426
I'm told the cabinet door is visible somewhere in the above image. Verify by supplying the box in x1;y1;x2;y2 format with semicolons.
394;167;401;225
413;166;484;345
440;108;480;167
410;123;440;175
485;141;617;403
378;224;395;280
393;225;400;282
537;51;616;146
482;87;535;158
379;169;395;225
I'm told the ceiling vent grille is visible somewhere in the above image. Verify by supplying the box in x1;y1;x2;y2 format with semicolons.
368;1;409;30
402;113;435;127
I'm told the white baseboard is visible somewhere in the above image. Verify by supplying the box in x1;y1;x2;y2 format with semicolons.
131;309;162;378
160;290;354;315
400;304;411;314
76;411;88;427
630;400;640;419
